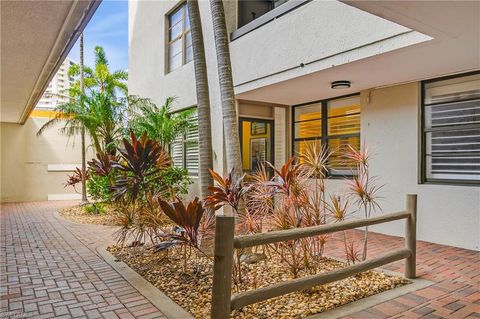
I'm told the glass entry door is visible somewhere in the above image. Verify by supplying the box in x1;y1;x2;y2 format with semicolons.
239;118;274;173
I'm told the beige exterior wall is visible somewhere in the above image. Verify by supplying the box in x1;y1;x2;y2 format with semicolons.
1;116;92;202
128;1;479;250
322;83;480;251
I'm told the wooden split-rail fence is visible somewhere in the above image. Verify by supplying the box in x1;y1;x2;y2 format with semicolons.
210;194;417;318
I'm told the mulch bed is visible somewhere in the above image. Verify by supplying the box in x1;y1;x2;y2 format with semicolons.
109;245;409;318
59;205;118;226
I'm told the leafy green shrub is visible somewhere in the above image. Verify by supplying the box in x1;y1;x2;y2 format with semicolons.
157;166;192;200
87;173;113;203
84;203;107;215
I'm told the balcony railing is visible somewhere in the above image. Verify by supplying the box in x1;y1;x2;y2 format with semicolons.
231;0;310;41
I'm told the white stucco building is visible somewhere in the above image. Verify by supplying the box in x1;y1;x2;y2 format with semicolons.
128;0;480;250
35;58;76;110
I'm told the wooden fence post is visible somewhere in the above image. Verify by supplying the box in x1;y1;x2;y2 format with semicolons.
211;214;235;319
405;194;417;279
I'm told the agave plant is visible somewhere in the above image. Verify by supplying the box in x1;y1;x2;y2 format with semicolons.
64;167;90;193
204;169;248;213
111;131;168;203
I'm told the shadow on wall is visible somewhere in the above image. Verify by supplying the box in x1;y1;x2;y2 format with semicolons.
0;117;93;202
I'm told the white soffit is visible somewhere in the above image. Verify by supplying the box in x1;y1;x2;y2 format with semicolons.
235;1;479;105
0;0;100;124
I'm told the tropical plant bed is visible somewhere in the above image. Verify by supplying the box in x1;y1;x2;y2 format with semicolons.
108;245;409;319
60;204;118;226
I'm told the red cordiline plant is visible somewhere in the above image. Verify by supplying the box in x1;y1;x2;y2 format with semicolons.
157;197;214;272
111;131;167;203
204;168;247;213
109;131;171;245
64;167;90;192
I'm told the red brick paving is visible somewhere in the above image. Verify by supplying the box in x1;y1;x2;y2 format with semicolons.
325;231;480;318
1;201;479;318
0;201;167;319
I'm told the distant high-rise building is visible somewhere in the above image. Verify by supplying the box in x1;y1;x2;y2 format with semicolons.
35;58;76;110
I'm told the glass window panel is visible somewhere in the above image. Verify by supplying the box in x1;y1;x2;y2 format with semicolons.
328;136;360;175
184;5;190;30
294;103;322;122
169;7;182;28
425;74;480;105
294;120;322;139
328;114;360;135
185;32;193;63
168;40;182;72
423;73;480;183
293;140;322;159
328;96;361;117
425;99;480;129
169;54;182;72
169;22;182;40
169;39;182;57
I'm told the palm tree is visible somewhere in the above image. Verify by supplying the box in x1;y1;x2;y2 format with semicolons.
37;92;125;155
209;0;243;181
187;0;214;198
128;96;193;150
79;33;88;204
38;47;128;154
68;46;128;97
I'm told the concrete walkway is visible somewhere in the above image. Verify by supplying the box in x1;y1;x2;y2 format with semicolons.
1;201;479;318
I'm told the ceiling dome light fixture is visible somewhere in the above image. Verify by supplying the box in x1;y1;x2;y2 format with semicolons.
331;80;351;89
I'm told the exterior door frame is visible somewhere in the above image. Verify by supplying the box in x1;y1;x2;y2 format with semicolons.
238;117;275;171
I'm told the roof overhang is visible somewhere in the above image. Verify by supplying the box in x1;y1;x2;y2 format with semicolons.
235;0;480;105
1;0;101;124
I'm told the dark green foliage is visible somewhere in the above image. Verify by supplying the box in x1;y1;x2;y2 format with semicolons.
127;96;193;149
157;166;192;200
87;174;113;203
84;203;107;215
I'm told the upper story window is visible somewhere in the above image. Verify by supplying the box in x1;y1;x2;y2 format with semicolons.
293;95;361;176
171;108;199;176
422;72;480;184
167;3;192;73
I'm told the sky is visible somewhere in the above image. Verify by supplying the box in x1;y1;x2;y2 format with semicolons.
68;0;128;72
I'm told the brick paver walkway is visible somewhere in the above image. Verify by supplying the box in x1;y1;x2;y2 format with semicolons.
1;201;167;319
326;231;480;318
1;201;479;319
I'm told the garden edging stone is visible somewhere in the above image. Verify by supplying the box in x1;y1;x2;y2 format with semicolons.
97;244;194;319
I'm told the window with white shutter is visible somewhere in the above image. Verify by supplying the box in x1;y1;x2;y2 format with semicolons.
422;72;480;184
170;108;199;176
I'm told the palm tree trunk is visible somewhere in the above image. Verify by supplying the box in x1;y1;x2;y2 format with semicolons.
187;0;214;198
209;0;243;182
80;33;89;205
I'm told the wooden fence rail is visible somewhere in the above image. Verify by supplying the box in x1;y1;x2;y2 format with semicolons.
211;194;417;318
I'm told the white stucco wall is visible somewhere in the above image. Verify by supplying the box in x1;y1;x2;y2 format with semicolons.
128;0;237;194
1;117;93;202
229;0;430;93
321;83;479;251
128;1;479;250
